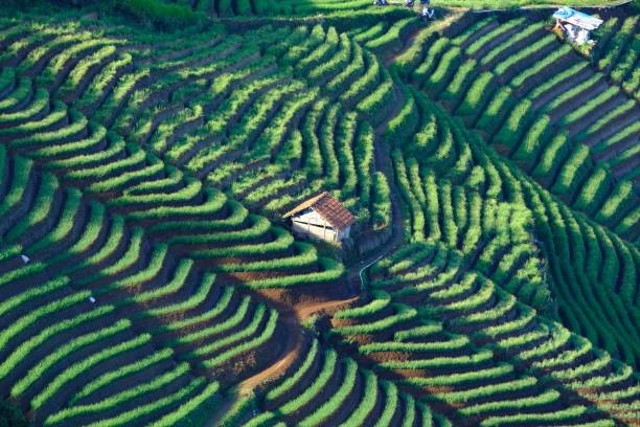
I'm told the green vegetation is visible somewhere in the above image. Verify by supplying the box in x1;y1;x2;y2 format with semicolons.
0;2;637;427
0;401;27;427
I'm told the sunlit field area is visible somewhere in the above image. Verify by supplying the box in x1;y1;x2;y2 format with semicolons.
0;0;639;425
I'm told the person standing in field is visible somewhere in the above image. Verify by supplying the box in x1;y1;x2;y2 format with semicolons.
421;0;435;19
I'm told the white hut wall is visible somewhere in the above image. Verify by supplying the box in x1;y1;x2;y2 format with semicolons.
291;210;339;242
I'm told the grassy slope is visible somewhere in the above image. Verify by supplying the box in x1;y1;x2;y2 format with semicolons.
0;2;638;426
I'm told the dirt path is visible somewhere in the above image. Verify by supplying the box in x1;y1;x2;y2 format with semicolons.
229;294;360;398
219;295;363;407
294;296;360;320
236;316;304;396
231;207;402;394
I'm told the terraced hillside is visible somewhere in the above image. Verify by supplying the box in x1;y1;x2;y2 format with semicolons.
176;0;634;16
394;11;640;244
594;14;640;101
0;19;389;288
1;1;639;426
334;242;640;425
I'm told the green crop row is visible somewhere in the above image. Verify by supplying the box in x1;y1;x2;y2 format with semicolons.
278;350;337;415
11;319;130;399
68;349;174;406
266;339;319;401
203;309;279;369
85;377;206;427
298;358;358;427
32;333;152;410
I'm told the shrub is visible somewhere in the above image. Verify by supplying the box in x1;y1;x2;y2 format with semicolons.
0;400;28;427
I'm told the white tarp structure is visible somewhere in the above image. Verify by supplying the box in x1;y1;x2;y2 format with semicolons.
553;7;603;45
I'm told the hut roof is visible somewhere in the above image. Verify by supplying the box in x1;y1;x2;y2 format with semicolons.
283;192;356;230
553;7;603;31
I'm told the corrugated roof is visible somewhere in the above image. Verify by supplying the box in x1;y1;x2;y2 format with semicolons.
283;192;356;230
553;7;603;30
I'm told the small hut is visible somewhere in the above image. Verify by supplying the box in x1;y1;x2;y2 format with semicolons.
283;192;356;244
553;7;603;45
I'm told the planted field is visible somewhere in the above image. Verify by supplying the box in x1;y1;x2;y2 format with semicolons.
395;13;640;244
0;20;380;293
333;241;640;425
1;1;639;426
174;0;632;16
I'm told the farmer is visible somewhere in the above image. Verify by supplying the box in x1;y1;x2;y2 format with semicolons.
373;0;388;5
405;0;415;6
421;0;435;19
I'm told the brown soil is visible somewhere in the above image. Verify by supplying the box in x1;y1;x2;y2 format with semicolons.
236;316;304;396
294;296;359;321
227;295;360;398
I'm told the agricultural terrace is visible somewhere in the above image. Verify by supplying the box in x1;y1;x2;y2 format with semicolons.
174;0;633;16
0;0;639;426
